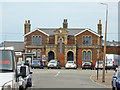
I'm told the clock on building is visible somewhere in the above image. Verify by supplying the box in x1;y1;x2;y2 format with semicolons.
59;30;62;33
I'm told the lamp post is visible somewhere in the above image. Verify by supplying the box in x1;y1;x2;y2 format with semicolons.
100;3;108;82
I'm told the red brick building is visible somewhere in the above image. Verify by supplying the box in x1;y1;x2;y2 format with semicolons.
24;19;103;67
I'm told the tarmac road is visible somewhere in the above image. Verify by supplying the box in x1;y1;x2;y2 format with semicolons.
29;68;109;89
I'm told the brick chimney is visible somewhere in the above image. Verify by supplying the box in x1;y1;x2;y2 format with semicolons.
63;19;68;29
24;20;31;34
97;20;102;35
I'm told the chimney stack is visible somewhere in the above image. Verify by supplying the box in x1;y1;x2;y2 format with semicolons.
98;20;102;35
24;20;31;34
63;19;68;29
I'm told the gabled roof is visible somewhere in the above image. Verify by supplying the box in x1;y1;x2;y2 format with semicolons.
38;28;86;36
24;29;49;37
24;28;100;37
74;29;100;37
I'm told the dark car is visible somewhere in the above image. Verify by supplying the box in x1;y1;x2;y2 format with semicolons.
47;60;61;69
82;62;94;70
112;69;120;90
31;60;44;69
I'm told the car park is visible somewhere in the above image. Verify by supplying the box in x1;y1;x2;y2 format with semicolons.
65;61;77;69
31;60;44;69
82;62;94;70
112;69;120;90
47;60;61;69
95;61;103;70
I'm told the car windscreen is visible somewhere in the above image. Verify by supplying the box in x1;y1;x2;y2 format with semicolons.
98;61;103;64
0;50;14;71
49;60;57;63
33;60;39;63
67;61;74;63
84;62;91;65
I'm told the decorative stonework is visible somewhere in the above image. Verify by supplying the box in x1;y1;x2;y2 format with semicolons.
45;45;57;62
64;45;76;64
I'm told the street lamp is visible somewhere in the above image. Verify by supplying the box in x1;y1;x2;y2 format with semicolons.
100;2;108;82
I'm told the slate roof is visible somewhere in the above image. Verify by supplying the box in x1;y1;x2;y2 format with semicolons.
38;28;86;36
0;41;25;51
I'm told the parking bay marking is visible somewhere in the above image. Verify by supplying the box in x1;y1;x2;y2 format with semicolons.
54;71;60;77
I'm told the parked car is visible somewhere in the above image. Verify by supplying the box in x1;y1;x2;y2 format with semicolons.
31;60;44;69
65;61;77;69
47;60;61;69
82;62;94;70
17;65;33;89
112;69;120;90
95;61;103;70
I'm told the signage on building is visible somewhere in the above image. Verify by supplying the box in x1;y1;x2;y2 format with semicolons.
15;52;22;56
42;55;46;61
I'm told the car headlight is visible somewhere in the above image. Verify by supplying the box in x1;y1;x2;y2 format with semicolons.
54;64;57;66
118;81;120;84
2;80;13;89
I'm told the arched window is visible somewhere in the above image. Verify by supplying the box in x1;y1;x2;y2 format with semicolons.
36;36;38;45
33;36;35;45
39;36;41;45
83;36;85;45
83;51;86;60
86;36;88;45
60;39;62;53
89;36;92;45
88;51;91;60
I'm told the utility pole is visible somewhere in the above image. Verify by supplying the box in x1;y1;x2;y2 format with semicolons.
100;3;108;82
76;40;78;68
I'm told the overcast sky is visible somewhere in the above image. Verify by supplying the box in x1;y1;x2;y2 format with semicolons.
0;0;119;43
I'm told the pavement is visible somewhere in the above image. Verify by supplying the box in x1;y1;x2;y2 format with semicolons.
91;70;115;88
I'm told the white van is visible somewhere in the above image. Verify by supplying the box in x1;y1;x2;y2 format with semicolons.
0;47;26;90
105;54;120;69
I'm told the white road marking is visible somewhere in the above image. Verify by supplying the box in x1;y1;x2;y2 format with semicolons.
54;71;60;77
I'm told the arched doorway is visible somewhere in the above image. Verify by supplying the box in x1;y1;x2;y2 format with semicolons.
48;51;55;61
67;51;74;61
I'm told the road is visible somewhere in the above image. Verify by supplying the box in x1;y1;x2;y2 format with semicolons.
28;68;109;89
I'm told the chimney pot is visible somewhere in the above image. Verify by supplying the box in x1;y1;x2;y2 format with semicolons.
99;20;101;24
28;20;30;23
25;20;27;24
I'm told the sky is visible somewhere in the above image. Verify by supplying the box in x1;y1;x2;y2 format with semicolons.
0;0;119;43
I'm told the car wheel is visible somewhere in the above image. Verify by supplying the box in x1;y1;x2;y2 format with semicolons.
117;87;120;90
112;86;115;90
47;67;49;69
19;86;24;90
29;81;32;87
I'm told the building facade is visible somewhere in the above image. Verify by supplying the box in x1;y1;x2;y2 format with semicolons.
24;19;103;67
